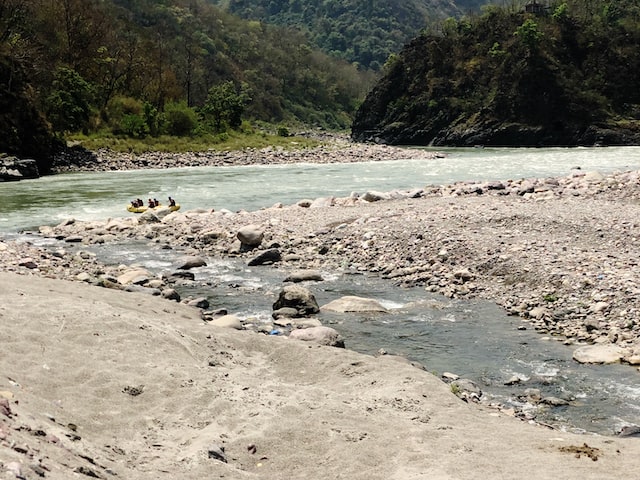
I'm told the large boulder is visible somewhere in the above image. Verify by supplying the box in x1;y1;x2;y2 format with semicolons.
237;224;264;248
320;295;388;313
573;345;626;364
248;248;281;266
0;156;39;181
273;285;320;316
289;326;345;348
176;255;207;270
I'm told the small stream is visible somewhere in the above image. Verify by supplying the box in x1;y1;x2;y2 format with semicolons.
71;238;640;437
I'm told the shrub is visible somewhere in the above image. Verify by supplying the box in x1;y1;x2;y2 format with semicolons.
121;114;149;138
277;125;290;137
164;102;198;136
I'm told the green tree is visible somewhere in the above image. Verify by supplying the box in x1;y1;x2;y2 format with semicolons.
45;67;94;133
514;19;543;52
164;101;198;136
201;81;252;131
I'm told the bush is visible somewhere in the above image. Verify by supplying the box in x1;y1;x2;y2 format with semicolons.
277;125;290;137
121;114;149;138
105;96;145;135
164;102;198;136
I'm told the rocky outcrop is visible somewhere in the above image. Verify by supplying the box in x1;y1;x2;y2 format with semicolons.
0;54;57;173
351;9;640;147
0;155;39;181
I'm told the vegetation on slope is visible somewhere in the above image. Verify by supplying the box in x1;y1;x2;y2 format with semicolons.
0;0;374;168
351;0;640;146
217;0;489;70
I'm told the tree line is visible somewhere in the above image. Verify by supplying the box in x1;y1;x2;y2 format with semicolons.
0;0;375;165
352;0;640;145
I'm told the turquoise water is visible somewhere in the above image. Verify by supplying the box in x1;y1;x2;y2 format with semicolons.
2;146;640;232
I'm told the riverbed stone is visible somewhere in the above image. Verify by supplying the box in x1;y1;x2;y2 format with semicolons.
138;210;160;223
361;191;389;202
186;297;210;309
272;307;300;319
572;344;626;364
176;255;207;270
161;288;181;302
272;285;320;316
18;258;37;269
284;270;324;283
288;326;345;347
199;230;224;244
117;268;151;285
237;225;264;248
320;295;388;313
248;248;281;266
209;314;243;330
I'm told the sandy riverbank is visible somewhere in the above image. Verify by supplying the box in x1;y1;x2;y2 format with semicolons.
3;272;640;479
2;144;640;477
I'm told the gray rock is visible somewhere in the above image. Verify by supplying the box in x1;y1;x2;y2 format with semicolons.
237;224;264;248
63;235;83;243
451;378;482;401
18;258;38;269
361;191;389;202
289;326;345;348
186;297;210;309
572;344;625;364
176;255;207;270
273;285;320;316
209;314;243;330
138;210;160;223
320;295;388;313
117;268;151;286
0;157;39;181
272;307;300;319
248;248;281;266
161;288;181;301
284;270;324;283
124;285;161;295
199;230;224;244
207;444;227;463
541;396;570;407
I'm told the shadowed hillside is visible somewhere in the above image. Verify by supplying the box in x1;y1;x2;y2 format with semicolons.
351;1;640;146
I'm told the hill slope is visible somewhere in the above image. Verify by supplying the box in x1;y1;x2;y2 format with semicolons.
351;1;640;146
0;0;373;166
214;0;488;70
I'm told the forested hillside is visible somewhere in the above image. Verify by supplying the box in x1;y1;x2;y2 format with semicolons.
216;0;488;70
352;0;640;146
0;0;374;169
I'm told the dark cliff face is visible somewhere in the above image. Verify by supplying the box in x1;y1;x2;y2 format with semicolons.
0;55;57;174
351;7;640;147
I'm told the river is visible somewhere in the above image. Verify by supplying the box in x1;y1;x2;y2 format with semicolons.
3;146;640;436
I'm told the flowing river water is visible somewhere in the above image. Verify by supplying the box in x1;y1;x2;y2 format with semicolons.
3;146;640;436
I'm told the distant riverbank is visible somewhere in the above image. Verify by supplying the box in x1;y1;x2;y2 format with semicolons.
52;137;442;173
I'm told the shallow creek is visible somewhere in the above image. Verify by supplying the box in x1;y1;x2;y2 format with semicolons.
76;239;640;437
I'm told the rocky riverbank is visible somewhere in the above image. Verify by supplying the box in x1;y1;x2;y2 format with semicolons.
51;136;442;172
4;145;640;478
3;165;640;367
